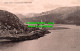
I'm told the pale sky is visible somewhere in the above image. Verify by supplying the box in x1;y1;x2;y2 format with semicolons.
0;0;80;14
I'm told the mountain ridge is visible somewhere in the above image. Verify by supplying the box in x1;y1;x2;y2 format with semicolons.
18;6;80;25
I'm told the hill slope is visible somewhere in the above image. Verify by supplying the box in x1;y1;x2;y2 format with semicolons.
21;6;80;25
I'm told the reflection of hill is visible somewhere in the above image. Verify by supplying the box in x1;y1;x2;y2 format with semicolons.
21;6;80;25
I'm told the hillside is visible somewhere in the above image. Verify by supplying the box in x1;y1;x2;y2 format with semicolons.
0;10;50;41
21;6;80;25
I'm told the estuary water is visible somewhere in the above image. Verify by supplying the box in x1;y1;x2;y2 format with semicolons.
0;25;80;51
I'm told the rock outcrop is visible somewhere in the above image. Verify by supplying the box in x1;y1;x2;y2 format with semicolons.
0;10;24;30
0;10;50;41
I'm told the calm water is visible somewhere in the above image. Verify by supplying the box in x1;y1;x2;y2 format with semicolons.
0;25;80;51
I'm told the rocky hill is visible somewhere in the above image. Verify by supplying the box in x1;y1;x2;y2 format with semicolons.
0;10;24;30
0;10;50;41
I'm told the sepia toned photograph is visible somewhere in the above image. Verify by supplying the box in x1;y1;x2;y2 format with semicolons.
0;0;80;51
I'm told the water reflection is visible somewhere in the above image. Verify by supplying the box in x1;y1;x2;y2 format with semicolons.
0;41;20;50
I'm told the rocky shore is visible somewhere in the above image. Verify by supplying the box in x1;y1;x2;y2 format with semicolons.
0;29;50;41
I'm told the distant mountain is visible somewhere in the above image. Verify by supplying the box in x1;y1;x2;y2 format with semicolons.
16;14;25;20
21;6;80;25
25;13;39;17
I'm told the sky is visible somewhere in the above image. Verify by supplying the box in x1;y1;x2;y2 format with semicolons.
0;0;80;14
